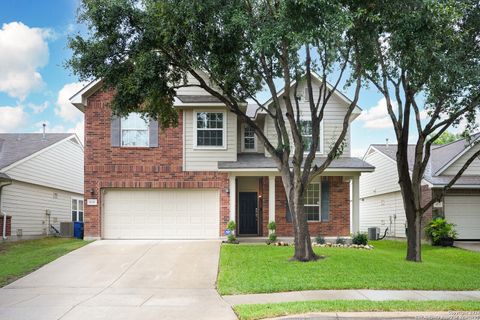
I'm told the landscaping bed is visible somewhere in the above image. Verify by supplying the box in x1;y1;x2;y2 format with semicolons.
233;300;480;320
0;237;89;287
217;240;480;295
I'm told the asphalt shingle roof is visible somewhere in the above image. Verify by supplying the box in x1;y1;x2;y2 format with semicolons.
0;133;73;171
218;153;374;170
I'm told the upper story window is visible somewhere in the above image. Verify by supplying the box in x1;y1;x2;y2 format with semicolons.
195;111;225;148
121;113;149;147
300;119;323;153
243;124;256;151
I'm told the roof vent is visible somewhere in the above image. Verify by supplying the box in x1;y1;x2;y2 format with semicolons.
42;123;46;141
386;138;389;149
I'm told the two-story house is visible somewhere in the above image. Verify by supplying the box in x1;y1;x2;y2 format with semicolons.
70;71;374;240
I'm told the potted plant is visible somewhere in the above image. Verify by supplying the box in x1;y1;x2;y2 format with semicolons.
267;221;277;244
425;218;458;247
226;220;239;244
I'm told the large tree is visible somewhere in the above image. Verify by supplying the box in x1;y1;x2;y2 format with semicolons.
355;0;480;261
68;0;365;261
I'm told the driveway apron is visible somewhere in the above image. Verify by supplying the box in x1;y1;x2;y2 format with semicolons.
0;240;237;320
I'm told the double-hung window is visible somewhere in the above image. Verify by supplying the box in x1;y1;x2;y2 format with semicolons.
243;124;256;151
121;113;149;147
195;111;225;148
300;119;323;153
72;198;84;222
304;183;320;221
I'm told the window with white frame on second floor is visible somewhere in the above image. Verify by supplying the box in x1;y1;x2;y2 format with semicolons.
300;119;322;152
196;111;225;147
243;124;256;151
121;113;149;147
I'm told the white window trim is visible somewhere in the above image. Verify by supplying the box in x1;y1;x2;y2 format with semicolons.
305;182;322;222
120;112;150;148
241;123;257;152
71;197;84;222
301;118;324;155
193;110;227;150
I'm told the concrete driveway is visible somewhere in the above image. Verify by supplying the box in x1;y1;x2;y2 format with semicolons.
0;240;237;320
455;241;480;252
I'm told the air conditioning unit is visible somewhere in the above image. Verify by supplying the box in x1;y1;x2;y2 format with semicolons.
368;227;380;240
60;222;74;238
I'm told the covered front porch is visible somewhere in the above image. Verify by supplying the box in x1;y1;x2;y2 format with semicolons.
227;173;362;238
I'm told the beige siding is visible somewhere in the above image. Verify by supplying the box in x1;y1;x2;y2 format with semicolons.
238;119;265;154
1;180;82;237
263;79;352;157
176;72;213;96
184;108;237;171
443;143;480;176
359;191;406;237
4;138;84;194
360;149;400;198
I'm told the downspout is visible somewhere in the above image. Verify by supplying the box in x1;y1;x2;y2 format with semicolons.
0;180;13;240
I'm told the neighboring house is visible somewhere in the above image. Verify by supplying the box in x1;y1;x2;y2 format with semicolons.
70;71;374;240
0;133;84;239
360;135;480;240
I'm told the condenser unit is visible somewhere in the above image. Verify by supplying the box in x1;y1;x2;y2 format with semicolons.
368;227;380;240
60;222;74;238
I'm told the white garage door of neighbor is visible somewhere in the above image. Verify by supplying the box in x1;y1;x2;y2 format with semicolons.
103;189;220;239
444;195;480;240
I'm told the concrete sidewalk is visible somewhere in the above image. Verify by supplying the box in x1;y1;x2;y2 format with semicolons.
223;289;480;306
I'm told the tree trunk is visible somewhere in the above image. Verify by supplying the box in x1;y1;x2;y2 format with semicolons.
405;209;422;262
280;171;318;262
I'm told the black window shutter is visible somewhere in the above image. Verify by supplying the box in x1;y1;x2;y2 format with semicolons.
321;178;330;221
149;120;159;147
111;115;121;147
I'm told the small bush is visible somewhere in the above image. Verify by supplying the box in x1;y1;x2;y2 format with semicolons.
227;220;236;232
227;234;237;243
425;218;457;245
267;221;276;232
315;235;325;244
335;237;346;245
352;232;368;245
268;232;277;242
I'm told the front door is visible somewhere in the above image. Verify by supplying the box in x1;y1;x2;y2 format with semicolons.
239;192;258;235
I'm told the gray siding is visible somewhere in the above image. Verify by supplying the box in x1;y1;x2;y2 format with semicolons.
0;180;82;237
443;143;480;176
184;108;237;171
4;138;84;194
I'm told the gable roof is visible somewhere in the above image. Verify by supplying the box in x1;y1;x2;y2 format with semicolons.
258;72;363;119
0;133;76;171
366;133;480;187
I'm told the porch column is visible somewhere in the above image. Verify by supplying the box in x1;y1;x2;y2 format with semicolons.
268;176;275;224
351;175;360;233
229;175;236;223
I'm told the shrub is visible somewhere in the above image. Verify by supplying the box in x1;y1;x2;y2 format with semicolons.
227;234;237;243
352;232;368;245
425;218;457;245
315;235;325;244
226;221;237;243
267;221;276;232
227;220;236;232
335;237;346;245
268;232;277;242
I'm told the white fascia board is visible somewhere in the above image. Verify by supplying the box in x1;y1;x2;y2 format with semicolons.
69;79;103;112
0;135;78;173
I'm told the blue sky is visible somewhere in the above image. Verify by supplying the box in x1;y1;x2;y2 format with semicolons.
0;0;402;157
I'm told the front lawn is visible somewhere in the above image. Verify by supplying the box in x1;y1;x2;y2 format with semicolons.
234;300;480;320
217;240;480;295
0;237;89;287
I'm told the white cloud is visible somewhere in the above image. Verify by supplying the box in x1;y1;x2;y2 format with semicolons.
27;101;48;114
0;105;28;132
0;22;51;100
55;82;86;122
357;98;394;129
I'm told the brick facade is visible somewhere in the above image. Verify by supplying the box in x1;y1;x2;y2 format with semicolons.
0;215;11;237
84;90;229;238
261;176;350;237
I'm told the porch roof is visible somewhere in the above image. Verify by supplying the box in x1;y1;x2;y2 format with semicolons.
218;154;375;172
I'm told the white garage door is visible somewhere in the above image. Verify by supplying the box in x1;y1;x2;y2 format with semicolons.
444;195;480;240
103;189;220;239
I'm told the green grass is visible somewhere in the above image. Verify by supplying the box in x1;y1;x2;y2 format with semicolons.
0;237;89;287
234;300;480;320
218;240;480;295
